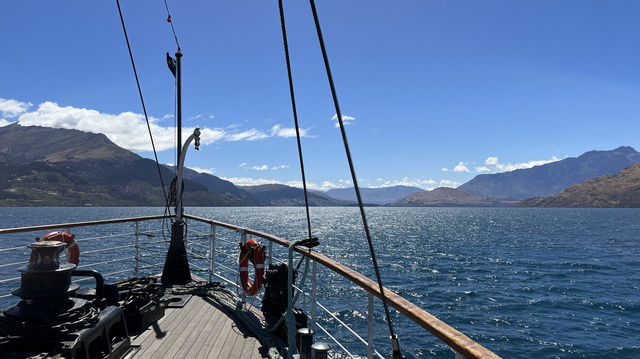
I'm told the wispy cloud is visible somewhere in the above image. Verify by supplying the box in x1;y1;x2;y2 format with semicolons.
331;114;355;128
188;167;215;175
270;124;309;138
239;163;289;171
373;177;438;190
441;167;449;172
222;176;350;191
0;119;14;127
226;129;269;141
8;98;310;152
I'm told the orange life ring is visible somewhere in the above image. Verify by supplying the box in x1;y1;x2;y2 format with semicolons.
30;231;80;266
239;238;265;296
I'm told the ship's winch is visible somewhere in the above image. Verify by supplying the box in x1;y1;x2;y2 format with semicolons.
0;240;131;359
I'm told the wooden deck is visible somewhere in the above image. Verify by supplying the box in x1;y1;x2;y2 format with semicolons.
131;295;266;358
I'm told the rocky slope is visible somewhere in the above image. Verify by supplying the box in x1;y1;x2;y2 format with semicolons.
0;124;254;206
516;164;640;207
324;185;425;205
392;187;515;207
458;146;640;200
240;184;354;206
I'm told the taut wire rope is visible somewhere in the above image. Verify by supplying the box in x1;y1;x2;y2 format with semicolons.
307;1;404;357
278;0;313;242
115;0;171;219
163;0;180;49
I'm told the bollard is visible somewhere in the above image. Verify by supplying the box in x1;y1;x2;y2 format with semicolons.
311;342;330;359
296;328;315;359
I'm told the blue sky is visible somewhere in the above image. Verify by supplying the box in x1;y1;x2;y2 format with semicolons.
1;1;638;190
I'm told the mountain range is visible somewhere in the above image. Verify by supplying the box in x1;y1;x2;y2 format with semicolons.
516;163;640;207
0;124;253;206
458;146;640;200
393;187;516;207
2;124;639;207
323;186;424;205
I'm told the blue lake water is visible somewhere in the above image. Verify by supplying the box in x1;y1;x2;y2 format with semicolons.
0;207;638;358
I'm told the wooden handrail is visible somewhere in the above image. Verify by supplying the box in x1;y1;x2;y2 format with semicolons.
0;215;169;235
184;214;501;359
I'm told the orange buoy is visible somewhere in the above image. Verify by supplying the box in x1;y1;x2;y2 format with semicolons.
238;239;265;296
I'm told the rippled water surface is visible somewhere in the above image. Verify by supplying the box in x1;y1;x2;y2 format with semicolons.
1;207;639;358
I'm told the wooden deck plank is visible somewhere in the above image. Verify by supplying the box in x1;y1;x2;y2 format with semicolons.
132;304;193;355
132;297;199;349
133;299;205;358
180;302;226;358
239;331;260;359
166;300;216;359
185;300;225;358
211;317;234;359
134;297;210;359
130;295;265;359
194;300;231;358
214;319;239;359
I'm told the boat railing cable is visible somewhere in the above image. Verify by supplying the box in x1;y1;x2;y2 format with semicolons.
115;0;172;228
307;1;403;357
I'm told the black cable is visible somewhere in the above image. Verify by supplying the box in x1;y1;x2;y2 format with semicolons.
115;0;171;216
163;0;180;49
308;1;403;357
278;0;313;242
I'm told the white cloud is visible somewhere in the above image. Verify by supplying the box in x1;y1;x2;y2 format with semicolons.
372;177;438;190
270;124;309;138
222;176;353;191
438;179;460;188
0;98;32;118
188;167;215;175
453;162;470;172
222;177;277;187
331;114;355;128
18;101;176;151
226;128;269;141
9;99;311;152
0;119;14;127
441;167;449;172
483;155;561;172
240;163;289;171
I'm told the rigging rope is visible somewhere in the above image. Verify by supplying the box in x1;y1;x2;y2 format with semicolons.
115;0;172;222
278;0;313;241
307;1;404;357
163;0;180;49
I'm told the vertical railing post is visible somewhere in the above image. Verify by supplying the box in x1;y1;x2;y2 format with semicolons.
367;293;374;359
268;240;273;268
240;229;247;304
135;221;140;277
311;260;318;331
209;224;216;283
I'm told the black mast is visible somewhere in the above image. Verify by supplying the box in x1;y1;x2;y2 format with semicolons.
162;47;191;286
176;48;182;170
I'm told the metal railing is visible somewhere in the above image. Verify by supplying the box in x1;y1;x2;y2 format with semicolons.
0;214;500;359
